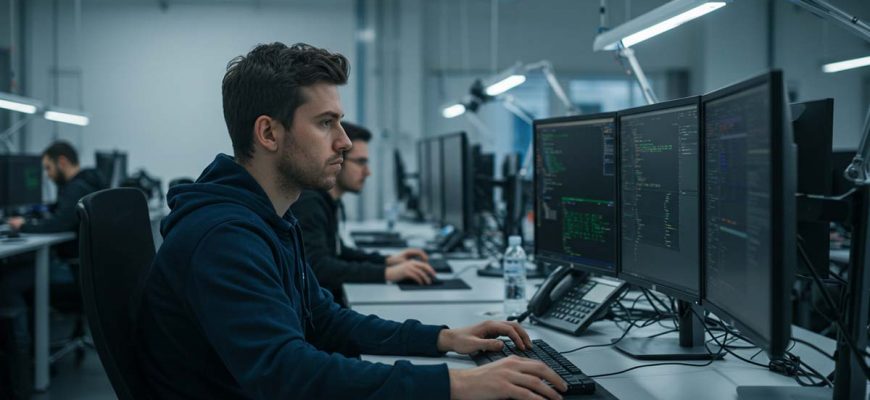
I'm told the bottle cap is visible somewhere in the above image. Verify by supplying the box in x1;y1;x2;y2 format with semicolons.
508;235;522;246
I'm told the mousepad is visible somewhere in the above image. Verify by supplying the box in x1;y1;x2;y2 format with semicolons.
398;278;471;291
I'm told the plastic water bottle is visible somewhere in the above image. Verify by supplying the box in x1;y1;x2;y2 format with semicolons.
384;202;398;231
503;235;528;317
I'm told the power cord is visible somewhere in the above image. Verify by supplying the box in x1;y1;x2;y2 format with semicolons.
558;299;648;355
796;240;870;379
586;329;725;379
699;311;833;387
790;337;835;361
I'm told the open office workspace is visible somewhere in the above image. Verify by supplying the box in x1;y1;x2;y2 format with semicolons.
0;0;868;399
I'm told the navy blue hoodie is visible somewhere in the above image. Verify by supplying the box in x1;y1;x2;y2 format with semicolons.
136;154;450;399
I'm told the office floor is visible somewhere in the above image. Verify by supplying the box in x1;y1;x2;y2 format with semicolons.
33;349;114;400
30;315;114;400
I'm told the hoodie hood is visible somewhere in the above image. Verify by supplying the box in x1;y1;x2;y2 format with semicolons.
162;154;294;237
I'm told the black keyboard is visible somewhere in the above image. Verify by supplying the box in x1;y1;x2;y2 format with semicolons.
471;339;596;395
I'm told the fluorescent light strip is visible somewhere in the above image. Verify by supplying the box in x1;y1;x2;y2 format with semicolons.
44;111;90;126
485;74;527;96
823;55;870;73
622;2;727;48
0;98;38;114
442;104;467;119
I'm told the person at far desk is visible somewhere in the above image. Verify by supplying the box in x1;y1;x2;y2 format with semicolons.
1;141;106;367
136;42;567;400
6;141;107;240
292;121;437;301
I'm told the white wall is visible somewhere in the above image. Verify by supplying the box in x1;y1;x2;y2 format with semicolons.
772;0;870;149
350;0;427;221
24;0;357;192
700;0;771;92
699;0;870;150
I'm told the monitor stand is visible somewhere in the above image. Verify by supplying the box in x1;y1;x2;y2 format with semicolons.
736;386;831;400
614;301;722;360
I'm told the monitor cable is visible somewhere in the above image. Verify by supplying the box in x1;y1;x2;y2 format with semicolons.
797;239;870;380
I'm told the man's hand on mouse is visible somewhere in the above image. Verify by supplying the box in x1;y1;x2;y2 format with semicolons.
385;259;437;284
6;217;25;231
386;248;429;265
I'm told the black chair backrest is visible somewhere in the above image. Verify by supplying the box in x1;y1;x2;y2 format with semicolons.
77;188;154;400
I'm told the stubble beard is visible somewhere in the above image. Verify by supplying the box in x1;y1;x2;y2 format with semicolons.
278;153;336;194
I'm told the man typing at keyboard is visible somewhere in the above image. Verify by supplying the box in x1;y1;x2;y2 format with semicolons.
135;42;567;400
291;121;439;303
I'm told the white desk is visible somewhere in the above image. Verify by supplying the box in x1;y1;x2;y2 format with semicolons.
353;302;865;400
343;260;544;306
0;232;76;391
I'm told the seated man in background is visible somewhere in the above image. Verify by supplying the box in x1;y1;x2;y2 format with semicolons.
0;141;106;378
292;121;436;301
136;42;566;400
6;141;107;239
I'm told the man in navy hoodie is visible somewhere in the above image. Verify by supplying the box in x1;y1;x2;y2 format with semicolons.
136;42;567;400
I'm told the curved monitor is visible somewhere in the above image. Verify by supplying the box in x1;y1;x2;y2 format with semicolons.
618;96;701;302
702;71;795;359
533;113;618;276
417;141;431;218
441;132;472;232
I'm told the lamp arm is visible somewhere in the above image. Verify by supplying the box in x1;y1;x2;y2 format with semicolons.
0;114;36;141
525;60;579;114
617;46;658;105
788;0;870;43
845;105;870;186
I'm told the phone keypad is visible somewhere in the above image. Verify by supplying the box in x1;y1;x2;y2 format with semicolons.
546;282;598;325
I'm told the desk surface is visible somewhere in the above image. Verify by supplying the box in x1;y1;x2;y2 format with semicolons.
0;232;77;258
343;219;439;248
343;260;544;306
353;302;863;400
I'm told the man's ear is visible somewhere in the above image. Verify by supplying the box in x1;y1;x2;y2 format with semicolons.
253;115;281;154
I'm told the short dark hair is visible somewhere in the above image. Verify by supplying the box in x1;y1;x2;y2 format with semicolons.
341;121;372;143
42;141;79;165
222;42;350;162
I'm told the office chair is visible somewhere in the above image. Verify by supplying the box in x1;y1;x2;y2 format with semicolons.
77;188;154;400
46;260;95;367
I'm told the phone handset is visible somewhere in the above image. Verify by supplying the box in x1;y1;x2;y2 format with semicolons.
508;265;588;323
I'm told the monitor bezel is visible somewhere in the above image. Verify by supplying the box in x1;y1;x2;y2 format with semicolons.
417;140;431;220
616;96;702;303
700;70;794;359
533;112;620;277
439;131;473;233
